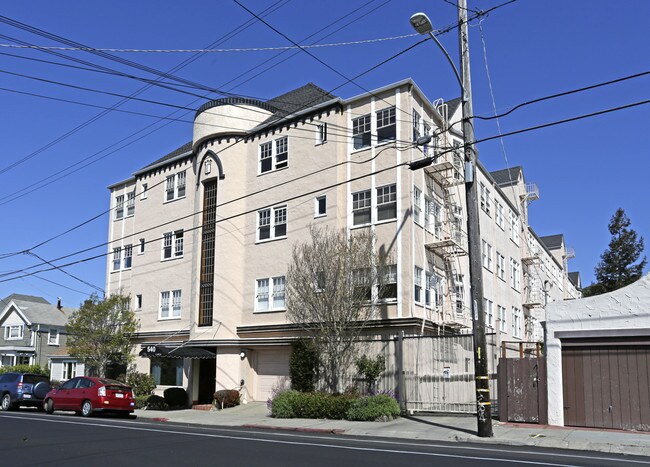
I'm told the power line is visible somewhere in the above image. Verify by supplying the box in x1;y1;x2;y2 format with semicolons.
26;251;104;293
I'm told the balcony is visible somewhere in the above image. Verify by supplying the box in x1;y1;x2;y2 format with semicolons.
523;287;544;308
521;251;541;266
424;150;464;187
424;226;468;257
520;182;539;202
432;299;472;330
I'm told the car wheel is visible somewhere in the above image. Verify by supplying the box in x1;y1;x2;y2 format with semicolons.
33;381;51;400
81;400;93;417
45;399;54;414
1;394;13;411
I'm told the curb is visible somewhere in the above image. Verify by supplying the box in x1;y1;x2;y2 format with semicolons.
242;424;345;435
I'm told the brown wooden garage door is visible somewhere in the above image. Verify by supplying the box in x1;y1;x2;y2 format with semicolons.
562;344;650;431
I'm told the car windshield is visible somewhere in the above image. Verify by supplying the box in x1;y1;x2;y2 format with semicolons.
23;374;49;384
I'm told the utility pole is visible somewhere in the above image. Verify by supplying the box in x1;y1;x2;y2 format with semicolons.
458;0;493;437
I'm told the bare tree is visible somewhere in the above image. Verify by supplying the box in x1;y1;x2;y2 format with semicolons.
286;226;389;393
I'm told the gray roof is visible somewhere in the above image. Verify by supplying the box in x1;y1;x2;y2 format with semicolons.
540;234;565;250
1;294;72;327
489;166;523;187
568;272;581;289
135;140;192;175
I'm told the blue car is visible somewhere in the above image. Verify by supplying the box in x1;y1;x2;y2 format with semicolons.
0;372;51;411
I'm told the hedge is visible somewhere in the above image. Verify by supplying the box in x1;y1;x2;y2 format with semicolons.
271;391;398;421
345;395;400;421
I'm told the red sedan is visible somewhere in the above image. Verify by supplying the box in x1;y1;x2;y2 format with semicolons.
44;376;135;418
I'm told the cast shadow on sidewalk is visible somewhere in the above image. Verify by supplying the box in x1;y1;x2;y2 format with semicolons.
402;415;476;436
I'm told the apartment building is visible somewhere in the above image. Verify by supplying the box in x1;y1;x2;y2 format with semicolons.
106;79;580;403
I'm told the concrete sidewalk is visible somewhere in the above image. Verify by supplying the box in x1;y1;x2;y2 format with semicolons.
134;402;650;458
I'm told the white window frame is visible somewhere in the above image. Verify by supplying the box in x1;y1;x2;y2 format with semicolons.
480;183;491;216
512;307;522;338
316;123;327;145
510;209;520;245
413;187;422;225
141;183;148;200
495;201;504;229
112;247;121;272
48;329;59;346
481;240;493;271
483;298;494;328
123;244;133;269
115;195;125;220
376;184;397;221
136;294;143;310
498;305;507;332
414;267;423;304
315;195;326;218
378;264;398;302
259;136;288;174
5;325;24;340
126;191;135;217
159;290;182;320
255;276;286;312
412;109;421;141
352;114;371;150
162;230;184;260
376;106;396;143
165;170;187;202
62;361;77;380
257;205;287;241
496;252;505;280
352;190;372;226
510;258;521;291
138;238;145;255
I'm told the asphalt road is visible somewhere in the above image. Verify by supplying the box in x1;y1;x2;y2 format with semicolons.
0;410;648;467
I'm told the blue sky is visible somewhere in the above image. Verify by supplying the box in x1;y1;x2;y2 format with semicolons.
1;0;648;308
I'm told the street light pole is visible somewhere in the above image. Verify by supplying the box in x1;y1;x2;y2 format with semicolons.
410;0;493;437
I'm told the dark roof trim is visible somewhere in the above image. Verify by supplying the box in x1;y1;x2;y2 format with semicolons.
139;345;215;359
195;96;278;120
476;160;520;215
527;226;564;271
555;328;650;339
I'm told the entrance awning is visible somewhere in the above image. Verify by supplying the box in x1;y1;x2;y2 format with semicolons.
139;345;216;359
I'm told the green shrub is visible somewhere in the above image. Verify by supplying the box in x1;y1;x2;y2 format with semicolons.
289;339;319;392
213;389;240;409
163;387;188;409
126;372;157;397
0;364;49;377
134;395;149;409
271;391;355;420
345;395;400;421
355;355;385;393
145;394;168;410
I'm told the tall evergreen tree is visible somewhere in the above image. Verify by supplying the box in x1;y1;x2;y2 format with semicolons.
584;208;646;296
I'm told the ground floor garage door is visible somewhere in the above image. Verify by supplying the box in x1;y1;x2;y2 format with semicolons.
255;348;290;402
562;343;649;431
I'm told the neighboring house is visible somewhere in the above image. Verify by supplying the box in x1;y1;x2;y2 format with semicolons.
49;347;86;382
105;79;581;404
545;274;650;431
0;294;83;379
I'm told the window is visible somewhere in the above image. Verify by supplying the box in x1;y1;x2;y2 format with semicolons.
495;201;504;229
115;195;124;220
483;298;494;328
136;294;142;310
141;183;148;200
123;245;132;269
510;210;520;244
353;268;372;301
255;276;286;312
62;362;77;380
151;358;182;386
5;325;24;340
112;247;121;271
510;258;521;291
413;187;422;225
434;274;445;308
481;240;493;271
257;205;287;241
453;274;464;314
48;329;59;345
499;305;507;332
376;107;396;143
139;238;145;255
165;170;186;201
425;198;442;237
379;265;397;301
424;272;433;307
376;184;397;221
414;267;423;303
352;114;371;149
316;123;327;144
352;190;371;226
512;307;522;338
259;136;289;173
496;252;505;280
162;230;184;260
480;183;491;216
412;109;421;141
160;290;181;319
315;196;326;217
126;191;135;216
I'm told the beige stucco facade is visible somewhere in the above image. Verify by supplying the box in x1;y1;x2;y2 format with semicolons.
106;79;580;404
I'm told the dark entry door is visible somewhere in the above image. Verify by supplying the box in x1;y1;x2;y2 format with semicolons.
198;358;216;404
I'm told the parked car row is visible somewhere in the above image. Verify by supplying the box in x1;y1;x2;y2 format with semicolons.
0;372;135;417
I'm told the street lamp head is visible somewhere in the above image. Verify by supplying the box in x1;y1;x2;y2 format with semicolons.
410;12;433;35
